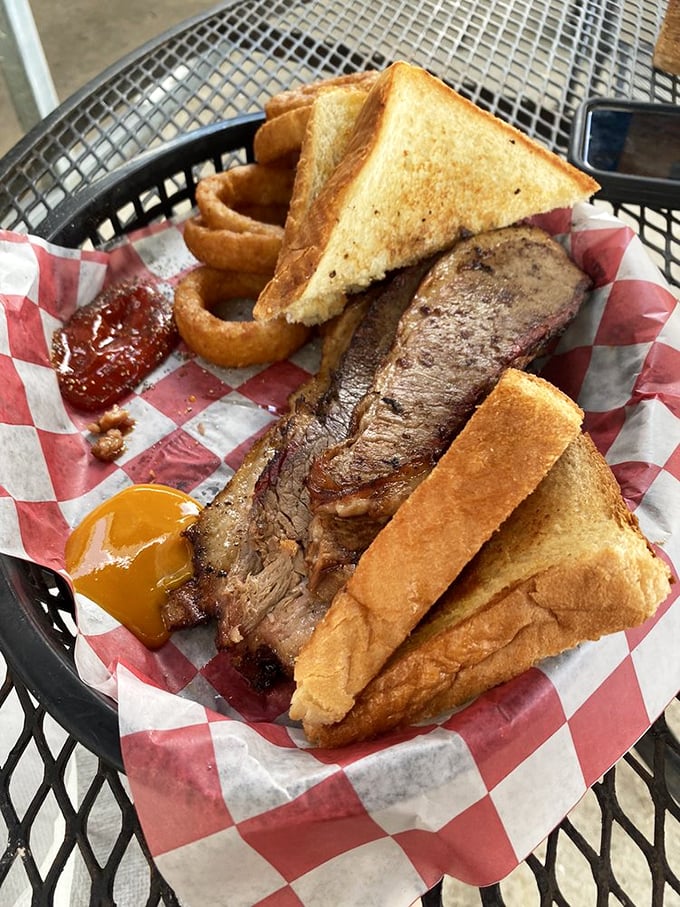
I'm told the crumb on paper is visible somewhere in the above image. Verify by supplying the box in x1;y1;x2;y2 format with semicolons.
88;405;136;462
91;429;126;462
87;404;136;435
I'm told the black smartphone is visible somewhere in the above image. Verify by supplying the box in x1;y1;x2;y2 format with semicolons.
568;97;680;207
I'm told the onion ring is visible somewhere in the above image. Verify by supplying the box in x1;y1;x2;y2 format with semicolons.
173;266;311;368
195;164;294;232
253;106;311;164
264;70;380;119
183;216;283;273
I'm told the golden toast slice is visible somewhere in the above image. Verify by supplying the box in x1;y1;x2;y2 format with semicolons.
255;61;599;326
310;432;672;746
290;368;584;730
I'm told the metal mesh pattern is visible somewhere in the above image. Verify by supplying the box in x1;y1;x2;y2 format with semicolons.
1;0;679;904
1;669;180;906
1;0;678;233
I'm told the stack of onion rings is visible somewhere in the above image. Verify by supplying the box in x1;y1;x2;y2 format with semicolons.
253;106;311;164
173;267;310;368
175;72;380;368
184;163;294;273
177;163;309;366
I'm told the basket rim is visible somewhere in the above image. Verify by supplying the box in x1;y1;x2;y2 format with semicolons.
37;112;264;247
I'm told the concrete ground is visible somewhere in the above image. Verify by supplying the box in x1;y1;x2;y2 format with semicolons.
0;1;216;158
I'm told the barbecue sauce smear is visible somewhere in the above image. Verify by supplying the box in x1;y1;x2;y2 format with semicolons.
51;281;178;411
65;484;201;648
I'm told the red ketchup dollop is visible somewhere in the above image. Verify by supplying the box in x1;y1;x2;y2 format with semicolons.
51;281;178;411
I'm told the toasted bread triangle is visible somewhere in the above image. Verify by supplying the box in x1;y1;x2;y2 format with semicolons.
254;61;599;326
289;368;585;729
308;432;672;746
275;86;368;267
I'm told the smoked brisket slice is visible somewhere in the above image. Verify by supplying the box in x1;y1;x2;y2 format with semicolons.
306;225;591;577
160;294;369;632
163;262;433;687
218;262;434;689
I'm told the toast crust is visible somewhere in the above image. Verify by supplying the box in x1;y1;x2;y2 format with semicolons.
276;87;368;265
289;368;584;729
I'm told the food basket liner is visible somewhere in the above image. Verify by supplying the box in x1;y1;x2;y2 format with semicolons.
0;202;679;907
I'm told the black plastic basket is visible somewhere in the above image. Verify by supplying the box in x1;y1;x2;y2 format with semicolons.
2;108;680;907
0;114;264;773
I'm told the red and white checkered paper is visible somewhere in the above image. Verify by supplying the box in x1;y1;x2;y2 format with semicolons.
1;202;679;907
